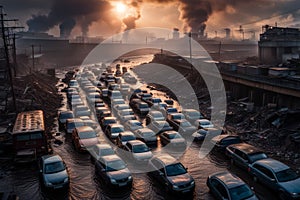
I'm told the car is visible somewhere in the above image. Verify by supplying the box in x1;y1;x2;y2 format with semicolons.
119;115;137;123
192;127;223;141
86;92;102;104
72;126;99;152
148;120;173;134
165;107;178;115
249;158;300;200
134;128;157;145
211;135;243;151
136;92;153;101
67;94;81;103
166;113;186;128
108;90;123;102
74;105;91;117
172;119;197;135
120;84;130;95
159;131;186;148
100;88;109;99
82;119;98;129
39;155;69;190
104;124;125;140
145;110;165;125
65;118;85;134
108;83;120;91
95;155;133;188
58;111;74;130
113;104;131;115
181;109;204;123
194;119;214;129
69;99;84;110
123;140;153;162
116;131;136;148
206;171;258;200
68;79;79;88
117;109;134;118
124;120;143;132
100;117;117;130
95;107;111;121
130;99;150;115
90;144;115;161
226;143;268;171
148;155;195;194
111;99;126;106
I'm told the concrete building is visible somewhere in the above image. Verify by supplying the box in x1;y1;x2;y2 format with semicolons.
259;25;300;65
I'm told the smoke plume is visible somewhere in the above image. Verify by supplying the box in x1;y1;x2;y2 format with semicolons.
59;18;76;38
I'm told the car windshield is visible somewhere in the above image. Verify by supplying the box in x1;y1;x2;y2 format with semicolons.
140;104;149;108
68;122;84;129
229;185;254;200
105;119;117;124
141;132;155;137
79;131;96;139
166;163;187;176
112;127;124;133
106;160;126;171
61;113;73;119
221;138;242;146
153;113;163;118
133;144;149;153
45;161;65;174
168;133;181;139
248;153;268;163
122;135;135;141
276;168;300;182
132;122;142;126
100;148;114;156
201;121;211;125
173;114;184;120
180;121;192;127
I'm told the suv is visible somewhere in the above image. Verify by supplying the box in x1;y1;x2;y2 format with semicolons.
148;155;195;194
39;155;69;190
226;143;268;171
249;158;300;200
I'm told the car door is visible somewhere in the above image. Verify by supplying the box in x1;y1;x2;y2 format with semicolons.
210;179;230;200
252;164;277;190
234;149;249;170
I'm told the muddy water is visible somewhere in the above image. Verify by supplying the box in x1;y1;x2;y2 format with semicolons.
0;54;277;200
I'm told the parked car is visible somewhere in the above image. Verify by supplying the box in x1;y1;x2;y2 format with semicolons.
211;135;243;151
116;131;136;148
95;107;111;120
192;127;223;141
145;110;165;125
207;171;258;200
182;109;204;123
86;92;102;104
159;131;186;148
83;119;98;129
111;99;126;106
117;109;134;118
123;140;153;162
194;119;214;129
148;155;195;194
90;144;115;161
108;90;123;102
100;117;117;130
249;158;300;200
226;143;268;171
124;120;143;132
148;120;173;134
58;111;74;130
134;128;157;145
72;126;99;152
65;118;85;134
39;155;69;190
95;155;132;188
100;88;109;99
104;124;125;140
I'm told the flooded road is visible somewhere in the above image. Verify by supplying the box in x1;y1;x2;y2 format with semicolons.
0;54;278;200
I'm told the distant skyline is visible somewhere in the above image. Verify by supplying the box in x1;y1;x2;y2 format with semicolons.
2;0;300;39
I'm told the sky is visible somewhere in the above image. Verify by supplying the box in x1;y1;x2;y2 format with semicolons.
1;0;300;39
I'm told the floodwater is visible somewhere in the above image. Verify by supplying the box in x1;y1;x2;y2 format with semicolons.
0;54;277;200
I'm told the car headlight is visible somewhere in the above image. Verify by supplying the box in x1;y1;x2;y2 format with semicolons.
173;185;179;189
64;177;69;183
45;182;53;187
110;179;117;184
191;181;195;185
128;176;132;180
292;192;298;197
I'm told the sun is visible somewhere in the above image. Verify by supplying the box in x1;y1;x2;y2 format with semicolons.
115;2;127;13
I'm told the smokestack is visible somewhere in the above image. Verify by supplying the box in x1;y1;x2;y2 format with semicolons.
224;28;231;39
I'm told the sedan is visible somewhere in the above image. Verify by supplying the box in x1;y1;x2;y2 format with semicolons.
39;155;69;190
95;155;133;188
124;120;143;132
207;171;258;200
123;140;153;163
90;144;115;161
159;131;186;148
134;128;157;145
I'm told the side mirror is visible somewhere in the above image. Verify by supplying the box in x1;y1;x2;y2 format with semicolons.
159;172;164;176
270;178;276;182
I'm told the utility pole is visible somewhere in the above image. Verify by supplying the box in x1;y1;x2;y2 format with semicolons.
189;32;193;71
31;45;35;73
12;33;17;77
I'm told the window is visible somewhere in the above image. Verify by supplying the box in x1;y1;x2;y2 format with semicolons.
254;165;275;180
211;179;229;199
151;159;163;171
31;132;43;140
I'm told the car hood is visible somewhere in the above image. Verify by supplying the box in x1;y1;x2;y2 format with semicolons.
107;168;131;180
167;173;192;186
279;178;300;194
171;138;186;144
133;151;153;160
80;138;99;147
44;170;68;184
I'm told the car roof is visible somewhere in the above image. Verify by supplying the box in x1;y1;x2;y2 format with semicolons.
136;128;154;133
127;140;145;146
103;116;117;120
101;154;122;162
182;109;198;113
110;124;124;128
163;130;179;135
42;154;63;164
211;171;245;189
120;131;135;136
95;144;112;150
149;110;162;115
254;158;289;172
155;155;178;166
75;126;94;132
229;143;263;154
66;118;84;123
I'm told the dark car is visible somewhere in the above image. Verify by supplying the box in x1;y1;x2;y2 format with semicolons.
134;128;157;145
130;99;150;115
148;120;173;134
95;155;132;188
207;171;258;200
39;155;69;190
100;117;117;130
226;143;268;171
211;134;243;150
58;111;74;130
123;140;153;163
148;155;195;194
159;131;186;148
116;131;136;148
249;158;300;200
